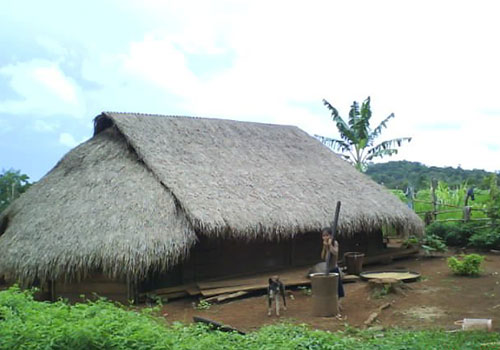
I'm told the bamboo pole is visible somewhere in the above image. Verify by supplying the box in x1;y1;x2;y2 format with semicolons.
413;200;486;211
416;209;463;215
434;218;490;223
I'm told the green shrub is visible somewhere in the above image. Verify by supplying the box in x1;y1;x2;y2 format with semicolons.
447;254;485;276
469;229;500;250
444;224;476;246
424;222;450;239
425;222;481;247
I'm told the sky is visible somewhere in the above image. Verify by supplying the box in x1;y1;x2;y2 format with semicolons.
1;0;499;181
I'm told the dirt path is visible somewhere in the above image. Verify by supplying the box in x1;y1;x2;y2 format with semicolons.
160;251;500;332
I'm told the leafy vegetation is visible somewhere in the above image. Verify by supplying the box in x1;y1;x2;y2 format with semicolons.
315;97;411;171
1;286;500;349
447;254;485;276
194;299;212;310
388;174;500;250
366;160;498;191
425;222;476;247
485;174;500;228
420;234;448;255
468;229;500;250
402;233;447;256
297;286;312;296
0;169;32;214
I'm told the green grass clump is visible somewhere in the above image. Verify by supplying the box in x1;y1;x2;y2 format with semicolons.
447;254;485;276
1;286;500;350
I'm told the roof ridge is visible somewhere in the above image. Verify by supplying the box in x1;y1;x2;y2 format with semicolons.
100;112;300;129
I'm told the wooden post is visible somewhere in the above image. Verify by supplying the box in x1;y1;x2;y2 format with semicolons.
325;201;341;274
48;280;56;302
463;206;471;222
431;179;438;222
127;275;139;304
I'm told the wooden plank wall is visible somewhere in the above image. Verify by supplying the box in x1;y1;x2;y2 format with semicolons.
182;236;291;283
290;231;322;267
56;273;128;303
140;230;385;295
338;229;385;256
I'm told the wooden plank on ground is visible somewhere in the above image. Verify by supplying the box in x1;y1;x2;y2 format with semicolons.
186;285;201;296
216;291;248;302
152;284;195;295
363;246;419;265
203;291;249;303
201;283;268;297
281;277;311;286
197;267;309;291
197;276;264;290
200;277;311;297
342;274;361;283
143;291;188;300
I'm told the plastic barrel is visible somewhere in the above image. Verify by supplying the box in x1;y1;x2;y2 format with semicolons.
344;252;365;275
310;272;338;317
455;318;492;331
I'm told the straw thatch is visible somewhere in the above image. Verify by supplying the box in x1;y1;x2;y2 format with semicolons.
0;127;195;284
0;112;423;285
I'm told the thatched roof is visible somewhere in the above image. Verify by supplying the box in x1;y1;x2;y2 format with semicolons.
0;112;423;284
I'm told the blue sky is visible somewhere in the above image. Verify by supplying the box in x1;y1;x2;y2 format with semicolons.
1;0;499;181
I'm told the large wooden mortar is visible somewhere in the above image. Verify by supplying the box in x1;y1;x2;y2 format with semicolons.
310;272;338;317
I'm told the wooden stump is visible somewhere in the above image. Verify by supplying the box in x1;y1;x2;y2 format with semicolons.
367;278;410;296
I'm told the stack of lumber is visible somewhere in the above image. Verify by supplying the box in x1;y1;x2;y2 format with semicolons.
139;284;198;302
197;270;311;302
141;267;363;303
141;268;311;302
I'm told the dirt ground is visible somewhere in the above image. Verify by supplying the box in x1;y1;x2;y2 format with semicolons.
160;250;500;333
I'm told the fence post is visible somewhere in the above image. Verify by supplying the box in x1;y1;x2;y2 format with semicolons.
463;206;471;222
431;179;438;221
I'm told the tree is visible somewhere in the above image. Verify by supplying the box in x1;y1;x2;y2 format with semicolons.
0;169;32;214
316;97;412;171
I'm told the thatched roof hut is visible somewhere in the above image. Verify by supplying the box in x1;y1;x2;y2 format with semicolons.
0;112;423;285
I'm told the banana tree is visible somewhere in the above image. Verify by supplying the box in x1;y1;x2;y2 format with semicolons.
316;97;412;172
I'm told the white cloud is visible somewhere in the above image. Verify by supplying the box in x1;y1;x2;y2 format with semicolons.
100;1;500;174
33;66;78;104
59;132;82;147
121;35;200;97
36;37;70;60
0;59;85;118
3;0;499;177
33;120;59;132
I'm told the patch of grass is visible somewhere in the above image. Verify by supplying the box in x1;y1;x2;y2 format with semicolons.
194;299;212;310
1;286;500;350
483;292;496;298
297;286;312;296
372;285;391;299
440;278;454;283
